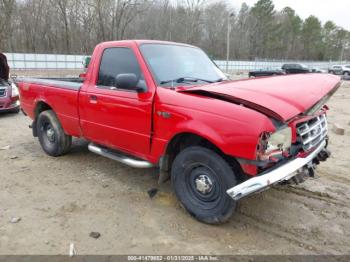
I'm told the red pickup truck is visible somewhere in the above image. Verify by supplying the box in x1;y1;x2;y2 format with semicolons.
17;40;340;224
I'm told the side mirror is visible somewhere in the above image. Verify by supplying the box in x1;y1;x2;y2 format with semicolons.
116;73;145;92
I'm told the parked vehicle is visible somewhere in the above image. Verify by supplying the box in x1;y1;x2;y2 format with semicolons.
329;65;343;75
248;68;285;77
0;53;20;113
17;40;340;224
0;80;20;113
343;65;350;76
282;63;310;74
329;65;350;76
311;68;327;73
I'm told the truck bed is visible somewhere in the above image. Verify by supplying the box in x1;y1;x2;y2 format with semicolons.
17;77;82;137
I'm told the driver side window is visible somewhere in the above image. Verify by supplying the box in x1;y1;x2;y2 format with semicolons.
97;47;143;90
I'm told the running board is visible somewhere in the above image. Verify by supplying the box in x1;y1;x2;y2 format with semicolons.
88;143;154;169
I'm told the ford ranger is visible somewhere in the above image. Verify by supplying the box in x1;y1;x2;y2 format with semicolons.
17;40;340;224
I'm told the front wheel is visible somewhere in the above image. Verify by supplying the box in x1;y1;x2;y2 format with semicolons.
37;110;72;157
344;71;349;76
171;146;238;224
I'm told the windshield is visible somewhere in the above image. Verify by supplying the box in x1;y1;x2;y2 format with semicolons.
140;44;226;86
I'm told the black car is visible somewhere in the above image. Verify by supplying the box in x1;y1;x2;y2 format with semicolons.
248;68;285;77
282;63;310;74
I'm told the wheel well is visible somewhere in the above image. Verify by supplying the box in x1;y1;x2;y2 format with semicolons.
32;102;52;137
35;101;52;118
166;133;219;162
162;133;244;181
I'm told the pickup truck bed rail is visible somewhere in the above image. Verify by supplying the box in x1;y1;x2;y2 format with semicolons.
17;78;82;91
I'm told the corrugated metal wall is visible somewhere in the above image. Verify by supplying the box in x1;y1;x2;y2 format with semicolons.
5;53;87;69
4;52;349;72
214;60;349;73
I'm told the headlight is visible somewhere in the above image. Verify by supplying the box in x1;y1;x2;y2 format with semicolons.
258;127;292;160
266;127;292;152
11;83;19;97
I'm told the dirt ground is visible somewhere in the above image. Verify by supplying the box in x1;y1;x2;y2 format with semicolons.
0;79;349;255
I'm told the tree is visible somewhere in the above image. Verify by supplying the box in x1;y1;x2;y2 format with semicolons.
250;0;276;58
0;0;16;51
202;1;228;59
301;16;323;60
323;21;339;60
51;0;71;53
233;3;251;59
1;0;349;61
275;7;302;59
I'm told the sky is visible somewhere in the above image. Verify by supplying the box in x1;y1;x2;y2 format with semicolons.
230;0;350;30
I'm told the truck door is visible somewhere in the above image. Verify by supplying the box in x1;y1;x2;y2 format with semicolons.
79;45;154;159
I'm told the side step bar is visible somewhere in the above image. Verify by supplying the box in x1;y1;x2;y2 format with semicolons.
88;143;154;169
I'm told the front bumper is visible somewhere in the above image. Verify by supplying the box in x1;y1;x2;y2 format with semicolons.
227;140;327;201
0;96;20;112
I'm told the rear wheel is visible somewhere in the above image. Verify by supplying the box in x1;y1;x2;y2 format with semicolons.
344;71;349;76
37;110;72;156
171;146;238;224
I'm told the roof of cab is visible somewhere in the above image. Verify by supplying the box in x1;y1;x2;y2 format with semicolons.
96;40;197;49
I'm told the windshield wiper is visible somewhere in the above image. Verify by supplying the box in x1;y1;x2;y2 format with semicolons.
160;77;214;85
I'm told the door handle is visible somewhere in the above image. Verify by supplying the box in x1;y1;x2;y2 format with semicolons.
89;95;98;104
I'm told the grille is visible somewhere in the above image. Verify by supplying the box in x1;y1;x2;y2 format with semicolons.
0;88;6;97
296;114;328;151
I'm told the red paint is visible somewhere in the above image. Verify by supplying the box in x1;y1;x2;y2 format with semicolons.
0;85;20;112
183;73;340;122
17;40;341;176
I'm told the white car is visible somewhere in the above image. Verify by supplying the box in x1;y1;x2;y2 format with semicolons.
329;65;350;76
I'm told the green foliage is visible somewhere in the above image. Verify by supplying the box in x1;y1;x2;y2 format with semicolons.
302;16;323;60
249;0;276;58
235;1;349;60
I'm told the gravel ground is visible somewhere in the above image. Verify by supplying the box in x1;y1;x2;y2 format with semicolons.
0;80;349;255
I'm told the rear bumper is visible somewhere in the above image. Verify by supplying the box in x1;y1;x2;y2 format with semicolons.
227;140;327;201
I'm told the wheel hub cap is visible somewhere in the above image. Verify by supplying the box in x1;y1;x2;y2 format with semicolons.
46;127;55;142
195;174;213;194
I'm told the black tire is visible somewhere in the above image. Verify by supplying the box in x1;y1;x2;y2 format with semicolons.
171;146;238;224
344;71;349;76
37;110;72;157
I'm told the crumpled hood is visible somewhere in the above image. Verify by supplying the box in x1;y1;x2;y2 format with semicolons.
179;74;341;121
